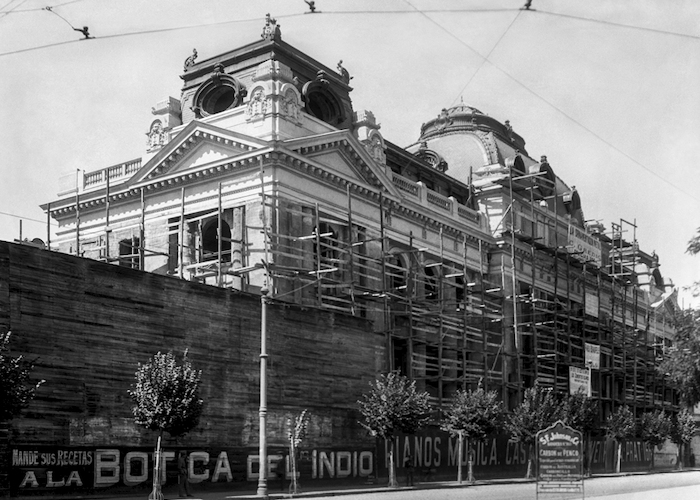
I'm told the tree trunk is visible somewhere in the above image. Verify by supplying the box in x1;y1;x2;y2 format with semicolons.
387;438;398;488
466;438;475;483
616;441;622;474
149;432;164;500
289;441;299;495
525;443;533;479
457;431;463;484
677;443;683;470
0;421;10;499
650;447;655;471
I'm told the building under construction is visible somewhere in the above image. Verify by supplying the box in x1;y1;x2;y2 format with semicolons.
44;21;679;423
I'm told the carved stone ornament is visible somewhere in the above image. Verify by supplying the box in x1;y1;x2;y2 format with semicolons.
337;60;352;84
280;87;302;123
261;13;281;41
183;48;197;72
146;119;168;152
436;108;453;131
366;133;386;164
415;146;448;173
245;86;270;120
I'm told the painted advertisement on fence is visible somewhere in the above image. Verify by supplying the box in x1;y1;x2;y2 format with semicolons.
9;446;373;496
376;429;657;481
10;433;660;495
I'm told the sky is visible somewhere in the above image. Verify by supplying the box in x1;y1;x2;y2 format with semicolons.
1;0;699;307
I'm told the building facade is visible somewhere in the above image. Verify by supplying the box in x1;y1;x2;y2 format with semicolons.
43;19;678;433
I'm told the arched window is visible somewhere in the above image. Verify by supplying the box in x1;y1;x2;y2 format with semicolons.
313;223;338;270
201;219;232;263
423;264;439;300
386;254;407;293
119;237;140;269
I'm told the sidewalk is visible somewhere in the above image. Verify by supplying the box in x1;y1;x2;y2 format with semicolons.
14;468;699;500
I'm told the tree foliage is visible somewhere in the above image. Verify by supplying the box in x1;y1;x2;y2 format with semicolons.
670;409;696;447
605;405;636;442
358;372;431;488
560;391;598;435
441;385;503;441
670;408;696;470
505;385;562;447
688;227;700;257
0;331;44;421
657;309;700;409
357;372;431;440
639;410;671;449
128;350;203;437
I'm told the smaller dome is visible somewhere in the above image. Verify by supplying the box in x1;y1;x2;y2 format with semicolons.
415;103;526;154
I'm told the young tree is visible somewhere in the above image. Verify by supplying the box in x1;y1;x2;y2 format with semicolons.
687;228;700;296
357;372;431;488
560;391;598;475
605;405;636;473
670;408;696;470
639;410;671;470
0;331;44;422
440;385;503;483
657;309;700;409
286;409;309;495
504;385;563;478
129;350;203;500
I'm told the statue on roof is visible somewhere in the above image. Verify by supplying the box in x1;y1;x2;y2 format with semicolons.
337;60;352;84
183;49;197;72
261;14;281;41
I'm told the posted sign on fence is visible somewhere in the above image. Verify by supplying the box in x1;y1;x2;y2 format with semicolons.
536;420;584;498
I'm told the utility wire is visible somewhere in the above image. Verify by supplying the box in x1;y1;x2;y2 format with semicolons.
0;0;88;14
0;0;27;19
536;8;700;41
412;7;700;204
452;9;522;106
0;11;306;57
0;210;56;225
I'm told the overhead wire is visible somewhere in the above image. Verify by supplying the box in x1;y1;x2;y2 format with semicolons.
409;5;700;204
0;210;57;226
0;0;28;19
0;0;88;14
451;8;522;106
1;2;699;204
0;11;307;57
536;8;700;41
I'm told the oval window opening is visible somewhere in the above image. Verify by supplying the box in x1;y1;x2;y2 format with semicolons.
203;86;236;114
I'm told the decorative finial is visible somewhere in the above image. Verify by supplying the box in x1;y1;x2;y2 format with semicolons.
504;120;513;137
337;60;352;84
183;48;198;72
261;13;282;41
304;0;317;13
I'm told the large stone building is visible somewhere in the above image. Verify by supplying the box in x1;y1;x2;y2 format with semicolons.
9;16;682;495
44;17;679;417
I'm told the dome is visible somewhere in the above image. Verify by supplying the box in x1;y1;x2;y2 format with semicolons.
416;104;524;152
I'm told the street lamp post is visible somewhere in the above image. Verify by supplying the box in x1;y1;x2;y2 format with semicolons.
257;286;269;498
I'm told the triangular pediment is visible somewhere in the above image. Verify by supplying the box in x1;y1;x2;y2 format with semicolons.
283;132;401;197
130;120;268;184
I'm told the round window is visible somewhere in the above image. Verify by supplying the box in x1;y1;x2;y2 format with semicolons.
201;85;237;115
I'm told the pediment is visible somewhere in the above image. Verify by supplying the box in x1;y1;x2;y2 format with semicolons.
156;140;248;176
131;120;267;184
285;133;400;197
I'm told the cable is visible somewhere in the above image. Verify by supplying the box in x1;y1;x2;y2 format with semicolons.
0;210;56;225
0;11;306;57
0;0;88;14
536;8;700;42
452;9;522;106
0;0;27;19
408;8;700;205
